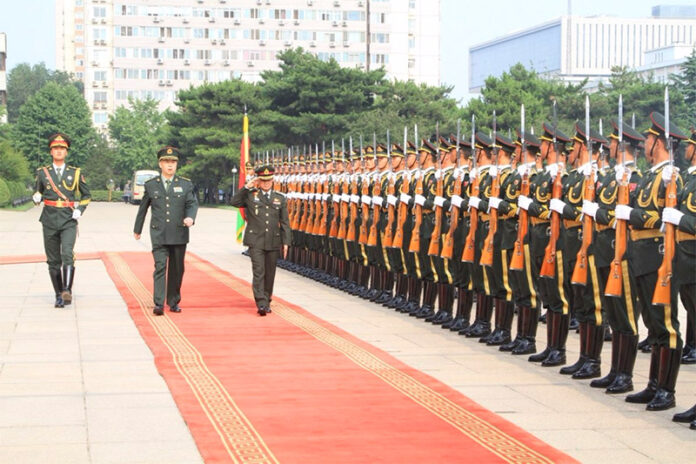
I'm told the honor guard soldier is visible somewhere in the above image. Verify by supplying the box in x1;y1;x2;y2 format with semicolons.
669;129;696;427
133;146;198;315
33;133;91;308
618;112;686;411
589;119;645;394
231;165;291;315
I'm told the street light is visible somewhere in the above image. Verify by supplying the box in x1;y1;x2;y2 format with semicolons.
231;165;238;192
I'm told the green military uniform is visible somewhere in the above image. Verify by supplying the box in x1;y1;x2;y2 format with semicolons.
133;146;198;314
34;133;91;308
230;165;291;315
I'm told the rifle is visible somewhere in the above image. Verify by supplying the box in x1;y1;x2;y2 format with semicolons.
571;95;595;285
441;119;462;259
346;137;360;243
328;140;341;239
462;115;479;263
338;138;351;240
480;111;499;267
606;95;628;297
540;101;562;278
510;105;528;271
392;126;410;249
358;136;370;245
368;132;386;247
316;142;330;236
382;130;396;247
653;87;677;306
428;122;444;256
302;147;316;234
408;124;423;253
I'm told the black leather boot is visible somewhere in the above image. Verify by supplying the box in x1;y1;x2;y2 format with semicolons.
386;274;407;308
461;293;485;336
607;333;639;394
61;265;75;305
626;346;659;403
573;322;604;379
429;284;454;325
529;310;554;362
49;269;64;308
591;330;620;388
542;313;568;367
367;266;381;301
487;300;513;346
673;404;696;423
426;282;446;322
446;287;472;331
647;346;681;411
481;298;502;344
501;305;524;352
514;305;538;355
415;281;437;318
467;294;492;338
404;278;423;315
561;321;588;375
376;271;394;304
638;336;652;353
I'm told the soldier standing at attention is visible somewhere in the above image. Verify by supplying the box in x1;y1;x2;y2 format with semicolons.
33;133;91;308
230;165;292;316
133;146;198;316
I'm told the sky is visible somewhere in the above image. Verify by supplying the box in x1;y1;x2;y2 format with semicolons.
0;0;676;104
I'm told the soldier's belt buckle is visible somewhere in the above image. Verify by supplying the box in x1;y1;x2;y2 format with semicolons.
546;226;551;237
658;243;665;255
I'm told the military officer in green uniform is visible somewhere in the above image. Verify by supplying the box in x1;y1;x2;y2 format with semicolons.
33;133;91;308
231;165;292;316
133;146;198;316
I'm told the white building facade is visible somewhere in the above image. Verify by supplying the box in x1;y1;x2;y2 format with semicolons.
56;0;440;128
0;33;7;123
469;14;696;93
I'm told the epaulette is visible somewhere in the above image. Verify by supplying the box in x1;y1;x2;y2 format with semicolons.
179;176;191;181
37;167;45;172
67;165;77;169
145;177;159;184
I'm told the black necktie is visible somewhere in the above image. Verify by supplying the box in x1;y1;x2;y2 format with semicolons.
57;168;63;180
165;179;171;192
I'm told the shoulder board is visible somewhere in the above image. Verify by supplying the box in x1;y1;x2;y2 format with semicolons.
67;165;77;170
145;177;159;184
37;166;46;172
179;176;191;181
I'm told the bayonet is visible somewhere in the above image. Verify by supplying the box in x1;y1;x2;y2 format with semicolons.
585;95;591;160
386;129;391;172
521;104;526;166
455;118;461;168
619;94;625;167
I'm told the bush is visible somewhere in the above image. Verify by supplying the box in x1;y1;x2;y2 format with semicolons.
0;178;10;207
90;189;122;202
7;180;28;200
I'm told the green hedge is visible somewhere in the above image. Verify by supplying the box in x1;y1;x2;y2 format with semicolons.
90;189;123;202
0;178;9;207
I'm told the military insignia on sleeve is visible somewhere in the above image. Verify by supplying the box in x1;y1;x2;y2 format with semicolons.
47;185;52;190
542;181;548;188
513;179;519;186
610;180;616;187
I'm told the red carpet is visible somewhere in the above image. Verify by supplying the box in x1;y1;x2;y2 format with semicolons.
101;251;577;464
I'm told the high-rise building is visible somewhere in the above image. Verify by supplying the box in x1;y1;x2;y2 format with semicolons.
469;10;696;93
0;32;7;123
56;0;440;128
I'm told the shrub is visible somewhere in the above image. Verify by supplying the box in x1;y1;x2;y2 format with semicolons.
0;178;10;207
90;189;122;202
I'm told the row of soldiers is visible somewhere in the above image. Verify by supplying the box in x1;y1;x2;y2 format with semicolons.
259;110;696;428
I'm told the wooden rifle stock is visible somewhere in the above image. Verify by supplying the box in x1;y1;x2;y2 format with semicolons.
290;179;301;230
358;174;370;245
571;168;595;285
427;171;444;256
346;176;359;242
461;175;480;263
510;169;529;271
408;172;424;253
317;177;330;236
605;170;629;297
367;173;383;247
540;171;563;278
382;173;396;247
301;181;314;233
311;180;322;235
328;175;341;238
441;171;462;260
337;177;350;240
480;170;499;267
652;173;677;305
391;173;410;249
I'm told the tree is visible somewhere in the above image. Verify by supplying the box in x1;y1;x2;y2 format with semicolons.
108;98;167;181
671;48;696;129
11;82;98;171
0;140;30;183
83;136;115;191
6;63;83;123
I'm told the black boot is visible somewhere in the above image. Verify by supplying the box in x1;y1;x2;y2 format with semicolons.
542;313;568;367
481;298;503;344
61;265;75;305
49;269;64;308
647;346;681;411
514;305;539;355
415;281;437;318
501;305;524;352
626;346;659;403
426;282;446;322
673;404;696;423
446;287;472;331
529;309;553;362
638;336;652;353
429;284;454;325
591;330;620;389
561;321;588;375
386;274;407;308
466;294;492;338
404;278;423;315
376;271;394;304
607;333;639;394
573;322;604;379
487;300;513;346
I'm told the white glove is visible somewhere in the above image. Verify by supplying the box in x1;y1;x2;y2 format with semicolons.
414;194;426;206
615;204;633;221
453;168;461;179
615;165;631;183
550;198;566;214
72;209;82;220
361;194;372;205
546;163;559;179
32;192;42;203
350;194;360;203
341;193;350;202
517;164;529;177
388;173;397;182
662;207;684;226
470;167;478;179
434;196;446;208
387;195;398;206
489;166;498;178
434;169;442;180
518;195;532;211
579;162;593;177
400;193;412;204
469;196;481;210
322;193;330;201
489;197;502;210
582;200;599;218
372;196;383;207
662;165;679;185
451;195;464;209
403;171;412;182
332;195;340;203
414;171;423;180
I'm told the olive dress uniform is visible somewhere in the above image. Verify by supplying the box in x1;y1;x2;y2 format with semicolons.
34;133;91;308
230;165;292;315
133;147;198;314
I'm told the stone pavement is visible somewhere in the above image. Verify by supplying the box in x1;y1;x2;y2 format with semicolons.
1;202;696;463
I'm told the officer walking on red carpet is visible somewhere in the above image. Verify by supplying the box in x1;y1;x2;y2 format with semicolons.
231;165;292;316
133;146;198;316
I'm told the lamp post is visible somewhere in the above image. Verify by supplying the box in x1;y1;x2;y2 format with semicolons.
231;165;238;192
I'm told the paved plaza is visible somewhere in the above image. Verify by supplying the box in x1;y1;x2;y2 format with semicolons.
0;202;695;463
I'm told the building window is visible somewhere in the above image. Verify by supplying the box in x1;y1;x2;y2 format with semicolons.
93;112;108;125
93;6;106;17
94;91;107;103
93;71;106;81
